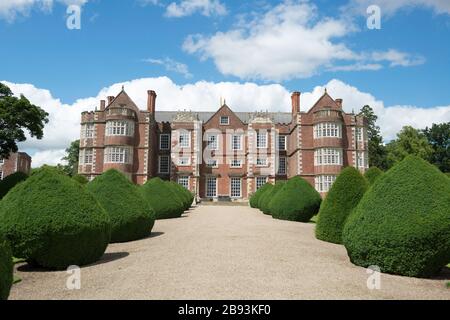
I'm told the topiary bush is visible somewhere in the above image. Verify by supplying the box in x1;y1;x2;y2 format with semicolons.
140;178;185;220
72;174;89;185
0;237;13;300
315;167;368;244
260;181;286;215
167;181;193;211
249;183;271;208
257;183;274;209
0;172;28;200
343;156;450;278
364;167;384;185
87;169;155;243
270;176;322;222
0;167;111;270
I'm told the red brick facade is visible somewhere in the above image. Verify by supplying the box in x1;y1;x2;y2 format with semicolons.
0;152;32;180
79;88;368;200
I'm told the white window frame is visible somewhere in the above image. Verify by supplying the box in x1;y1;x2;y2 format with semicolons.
313;122;342;139
256;158;268;167
314;148;343;166
82;123;95;139
231;134;242;151
104;147;132;164
278;157;287;175
179;131;191;148
257;131;268;149
160;134;170;150
220;116;230;125
230;177;242;198
278;135;287;151
206;176;217;198
158;155;170;174
256;176;268;190
178;156;191;166
206;159;218;168
207;134;219;150
230;159;243;168
178;176;189;190
80;148;94;165
105;120;134;137
315;175;337;193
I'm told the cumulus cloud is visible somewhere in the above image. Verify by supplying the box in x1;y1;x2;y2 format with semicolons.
2;77;449;167
344;0;450;17
165;0;227;18
183;1;424;81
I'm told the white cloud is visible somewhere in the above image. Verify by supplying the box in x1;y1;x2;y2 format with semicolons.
0;0;88;22
2;77;449;167
143;57;193;78
165;0;227;18
344;0;450;17
183;1;424;81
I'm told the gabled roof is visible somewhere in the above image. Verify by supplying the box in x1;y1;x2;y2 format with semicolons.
306;91;341;114
204;104;245;126
105;89;140;113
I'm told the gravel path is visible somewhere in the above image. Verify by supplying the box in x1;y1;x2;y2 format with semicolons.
10;205;449;300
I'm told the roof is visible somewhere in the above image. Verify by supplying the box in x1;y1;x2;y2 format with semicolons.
155;111;292;124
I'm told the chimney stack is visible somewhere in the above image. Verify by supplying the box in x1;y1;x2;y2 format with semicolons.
107;96;114;105
291;92;301;114
335;99;343;108
100;100;106;111
147;90;157;114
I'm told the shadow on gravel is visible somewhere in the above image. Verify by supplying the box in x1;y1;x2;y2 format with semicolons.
432;266;450;281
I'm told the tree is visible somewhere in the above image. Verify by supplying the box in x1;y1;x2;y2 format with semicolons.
358;105;387;169
61;140;80;176
386;126;433;168
0;83;49;159
423;122;450;173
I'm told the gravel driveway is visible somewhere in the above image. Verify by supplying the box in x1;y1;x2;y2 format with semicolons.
10;205;449;300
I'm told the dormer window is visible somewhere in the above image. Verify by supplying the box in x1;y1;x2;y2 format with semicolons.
220;116;230;125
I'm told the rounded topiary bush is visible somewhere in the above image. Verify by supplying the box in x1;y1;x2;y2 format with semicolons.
87;169;155;243
364;167;383;185
270;176;322;222
249;183;271;208
0;172;28;200
0;167;111;270
140;178;185;220
343;156;450;278
167;181;193;211
315;167;368;244
0;237;13;300
260;181;286;215
72;174;89;185
257;183;274;209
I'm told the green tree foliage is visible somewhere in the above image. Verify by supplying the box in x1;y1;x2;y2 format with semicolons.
87;169;155;243
386;126;433;168
72;174;89;185
0;83;49;159
364;167;384;185
61;140;80;177
0;172;28;199
423;122;450;173
315;167;368;244
260;181;286;215
358;105;387;170
0;167;111;269
0;237;13;300
249;183;271;208
343;156;450;277
270;176;322;222
140;178;185;219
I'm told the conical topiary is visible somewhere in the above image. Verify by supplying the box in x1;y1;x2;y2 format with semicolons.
140;178;185;219
0;167;111;269
364;167;383;185
0;172;28;200
315;167;368;244
249;183;271;208
87;169;155;243
270;176;322;222
260;181;286;215
343;156;450;277
0;237;13;300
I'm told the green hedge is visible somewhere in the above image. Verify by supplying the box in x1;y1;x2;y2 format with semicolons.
257;184;274;209
0;167;111;270
140;178;185;219
249;183;271;208
72;174;89;185
364;167;383;185
315;167;368;244
260;181;286;215
167;181;193;211
87;169;155;243
0;172;28;200
343;156;450;277
270;176;322;222
0;237;13;300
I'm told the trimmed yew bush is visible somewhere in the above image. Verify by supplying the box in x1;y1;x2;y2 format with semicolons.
0;237;13;300
87;169;155;243
364;167;383;185
0;172;28;200
271;176;322;222
73;174;89;185
343;156;450;278
140;178;185;219
249;183;271;208
260;181;286;215
257;183;274;209
0;167;111;270
167;181;193;211
315;167;368;244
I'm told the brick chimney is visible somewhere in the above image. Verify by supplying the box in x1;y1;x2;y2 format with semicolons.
147;90;157;114
100;99;106;111
291;92;301;114
335;99;343;108
107;96;114;105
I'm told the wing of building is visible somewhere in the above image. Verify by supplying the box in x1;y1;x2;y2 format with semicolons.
0;152;32;180
79;88;368;200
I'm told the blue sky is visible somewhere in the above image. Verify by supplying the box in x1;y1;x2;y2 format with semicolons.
1;0;449;165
